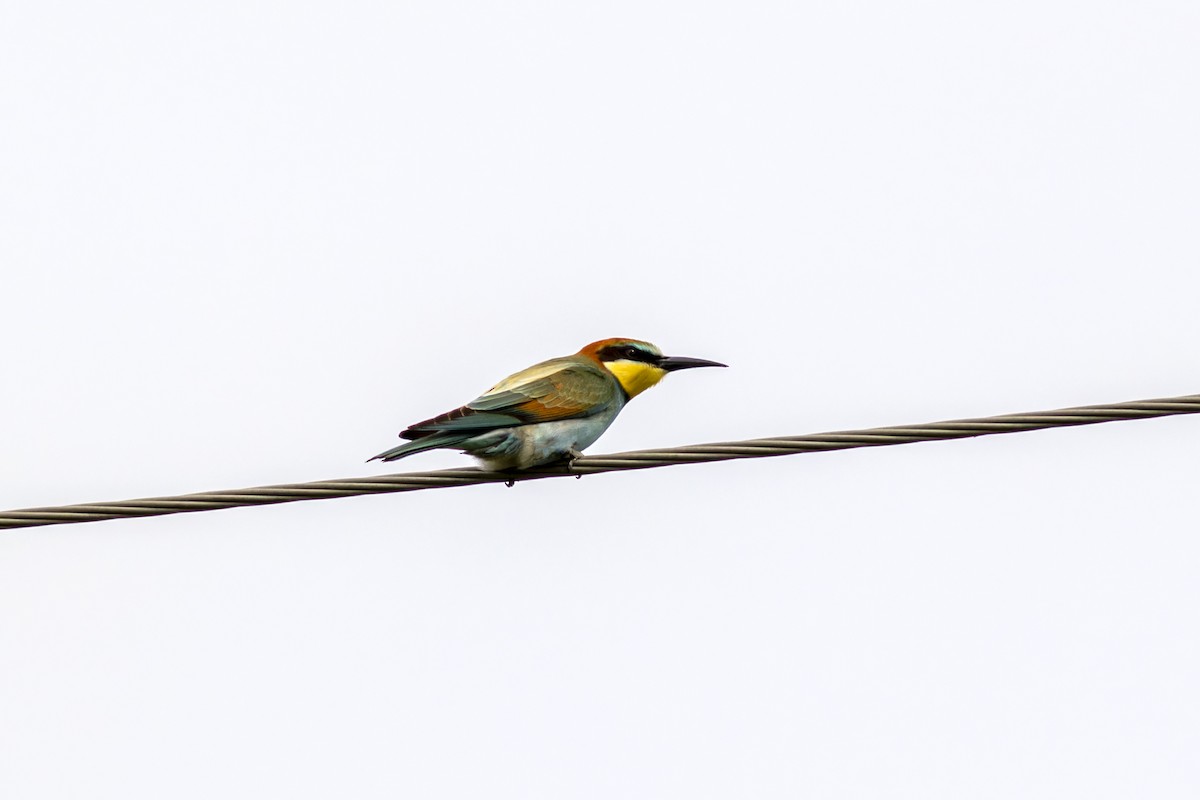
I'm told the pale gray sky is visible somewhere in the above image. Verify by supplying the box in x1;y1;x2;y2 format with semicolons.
3;2;1199;798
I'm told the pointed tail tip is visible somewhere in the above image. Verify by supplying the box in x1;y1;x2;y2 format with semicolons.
369;446;413;463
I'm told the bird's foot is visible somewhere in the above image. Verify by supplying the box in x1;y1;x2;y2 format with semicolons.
567;448;585;479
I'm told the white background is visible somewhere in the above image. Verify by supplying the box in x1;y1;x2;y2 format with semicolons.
2;2;1198;797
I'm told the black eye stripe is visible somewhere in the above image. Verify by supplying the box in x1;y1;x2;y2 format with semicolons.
599;344;660;364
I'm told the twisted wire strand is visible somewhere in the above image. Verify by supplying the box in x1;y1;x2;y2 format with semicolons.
3;393;1198;530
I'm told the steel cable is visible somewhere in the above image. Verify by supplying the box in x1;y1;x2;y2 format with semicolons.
3;393;1199;530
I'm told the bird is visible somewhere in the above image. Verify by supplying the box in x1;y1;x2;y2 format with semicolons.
369;338;726;470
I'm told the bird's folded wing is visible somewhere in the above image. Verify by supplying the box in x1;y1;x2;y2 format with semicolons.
401;359;615;437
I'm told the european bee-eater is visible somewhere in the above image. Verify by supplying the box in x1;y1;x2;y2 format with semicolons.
370;338;726;470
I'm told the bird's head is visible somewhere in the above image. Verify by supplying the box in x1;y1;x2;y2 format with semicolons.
580;338;727;399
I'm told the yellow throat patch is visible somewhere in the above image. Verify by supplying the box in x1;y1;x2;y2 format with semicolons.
604;360;667;399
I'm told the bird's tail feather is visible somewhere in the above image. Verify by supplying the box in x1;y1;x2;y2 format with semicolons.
368;433;474;463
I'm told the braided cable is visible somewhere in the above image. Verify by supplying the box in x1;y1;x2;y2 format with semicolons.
3;393;1198;530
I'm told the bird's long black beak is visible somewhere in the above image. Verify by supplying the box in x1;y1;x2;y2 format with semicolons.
658;355;728;372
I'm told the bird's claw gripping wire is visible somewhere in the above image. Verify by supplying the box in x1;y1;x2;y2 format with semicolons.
568;448;585;478
505;449;585;487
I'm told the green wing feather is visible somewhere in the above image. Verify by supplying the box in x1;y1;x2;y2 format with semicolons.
400;357;616;438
